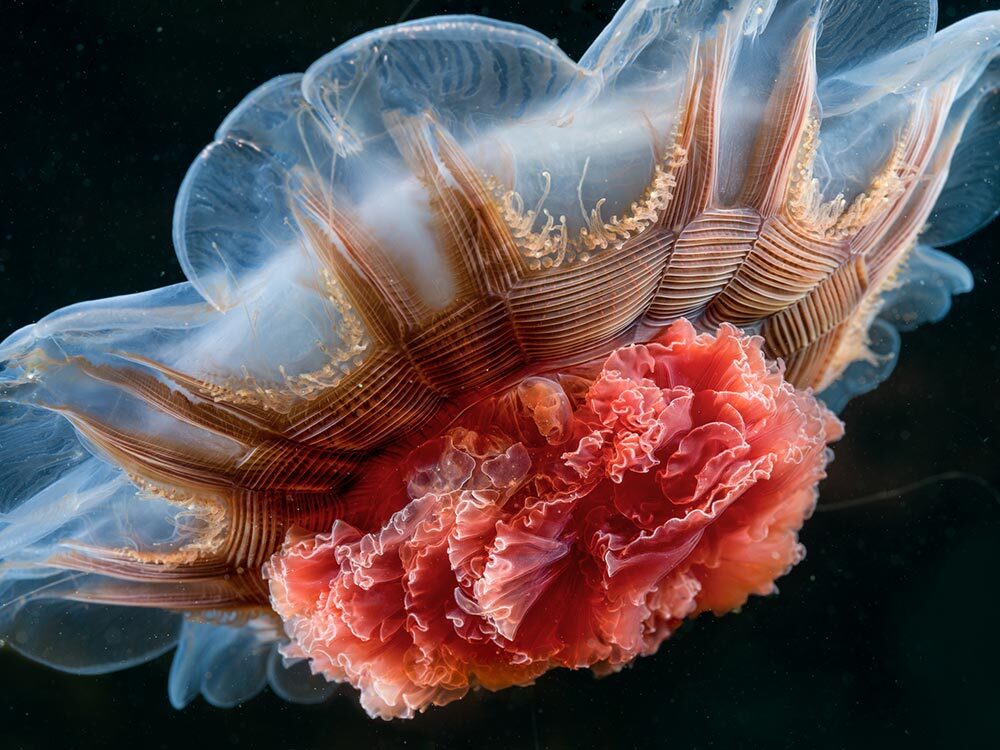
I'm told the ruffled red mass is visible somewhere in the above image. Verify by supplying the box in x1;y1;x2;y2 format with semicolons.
265;320;844;718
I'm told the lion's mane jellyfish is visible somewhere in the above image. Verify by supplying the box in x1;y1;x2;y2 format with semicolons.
0;0;997;717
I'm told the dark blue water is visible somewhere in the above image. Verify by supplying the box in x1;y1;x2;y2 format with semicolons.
2;2;998;747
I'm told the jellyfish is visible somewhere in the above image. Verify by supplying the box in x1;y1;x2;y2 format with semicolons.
0;0;997;719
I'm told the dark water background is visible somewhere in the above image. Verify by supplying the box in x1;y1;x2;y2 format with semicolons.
2;1;999;747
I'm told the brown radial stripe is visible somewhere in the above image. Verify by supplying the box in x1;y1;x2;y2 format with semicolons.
386;112;529;299
662;22;733;228
762;255;870;388
508;228;672;359
428;119;529;292
702;214;849;327
71;357;267;447
63;577;265;610
234;440;358;492
115;353;289;431
646;207;760;324
849;89;953;252
385;112;481;301
739;21;818;216
404;298;525;392
857;93;959;281
295;176;434;331
295;208;404;348
283;348;440;447
61;410;239;492
223;490;339;572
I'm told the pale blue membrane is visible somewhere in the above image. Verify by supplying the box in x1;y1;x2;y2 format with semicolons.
168;619;337;708
818;245;975;413
0;403;183;673
0;0;997;707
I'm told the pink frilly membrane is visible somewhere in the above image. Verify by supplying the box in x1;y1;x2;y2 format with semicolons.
265;320;844;718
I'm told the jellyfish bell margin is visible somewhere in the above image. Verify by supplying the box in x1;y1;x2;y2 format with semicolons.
0;0;997;718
